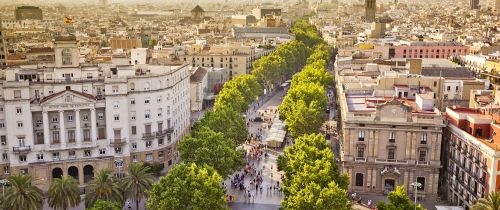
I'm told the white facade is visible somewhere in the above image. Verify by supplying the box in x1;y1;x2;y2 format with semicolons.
0;36;190;190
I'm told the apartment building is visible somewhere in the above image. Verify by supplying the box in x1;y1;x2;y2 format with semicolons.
339;89;444;199
394;42;469;59
179;44;273;78
0;18;5;68
0;35;190;190
444;107;500;208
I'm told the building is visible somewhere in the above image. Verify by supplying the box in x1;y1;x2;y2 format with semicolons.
252;8;282;19
231;27;292;40
365;0;376;22
470;0;480;10
495;0;500;15
190;67;208;111
339;92;444;199
0;35;190;190
15;6;43;21
394;42;469;59
444;107;500;208
0;18;6;68
109;39;143;50
191;5;205;21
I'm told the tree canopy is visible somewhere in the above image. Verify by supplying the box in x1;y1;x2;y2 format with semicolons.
192;106;248;145
179;126;244;178
147;163;229;210
376;186;425;210
88;200;122;210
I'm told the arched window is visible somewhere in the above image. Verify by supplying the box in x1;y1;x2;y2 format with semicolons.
62;48;72;65
144;82;150;91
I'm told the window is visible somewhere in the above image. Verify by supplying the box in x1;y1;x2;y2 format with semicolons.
145;110;150;119
146;153;153;161
132;155;138;162
114;115;120;121
16;107;22;114
416;177;425;190
3;166;9;174
99;148;106;155
36;153;43;160
113;101;119;108
389;132;395;143
132;143;137;150
433;81;437;87
52;116;58;122
114;147;122;154
87;73;93;79
159;151;164;158
67;115;73;122
447;86;451;91
69;151;76;159
388;149;395;160
419;150;427;161
146;141;152;148
131;112;136;120
52;152;60;160
83;114;88;121
144;83;150;91
420;133;427;144
158;137;164;145
17;121;23;128
112;85;119;93
130;99;135;105
1;136;6;145
358;130;365;141
357;147;365;158
84;150;91;157
62;48;72;65
19;155;26;162
355;173;364;187
131;126;137;135
158;108;162;117
14;90;21;98
98;113;104;120
144;97;150;104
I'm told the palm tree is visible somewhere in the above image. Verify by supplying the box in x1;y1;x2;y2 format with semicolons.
48;176;81;210
3;174;43;210
122;163;154;210
84;169;123;208
472;192;500;210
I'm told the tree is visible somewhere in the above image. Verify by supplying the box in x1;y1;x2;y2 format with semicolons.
122;163;154;210
286;100;325;137
214;86;248;113
471;192;500;210
193;106;247;145
279;82;327;123
88;200;121;210
3;174;43;210
282;181;350;210
147;163;229;210
84;169;123;208
291;62;333;87
48;176;81;210
179;126;244;178
376;186;425;210
223;75;262;105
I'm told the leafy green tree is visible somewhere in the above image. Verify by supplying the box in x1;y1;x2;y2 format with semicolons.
192;106;248;145
48;176;81;210
147;163;229;210
471;192;500;210
179;126;244;178
223;75;262;105
84;169;123;208
214;86;248;113
291;64;333;88
279;82;327;123
282;181;350;210
122;163;154;210
88;200;121;210
286;100;325;137
377;186;425;210
3;174;43;210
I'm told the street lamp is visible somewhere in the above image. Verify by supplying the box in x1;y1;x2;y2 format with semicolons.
114;159;124;178
410;182;422;210
0;179;8;198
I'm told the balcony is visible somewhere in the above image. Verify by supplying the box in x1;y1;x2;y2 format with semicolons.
375;158;408;164
13;146;31;153
417;161;429;165
355;157;366;162
110;138;126;145
155;129;172;137
142;133;154;140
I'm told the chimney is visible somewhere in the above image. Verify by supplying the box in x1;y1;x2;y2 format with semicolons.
408;59;422;75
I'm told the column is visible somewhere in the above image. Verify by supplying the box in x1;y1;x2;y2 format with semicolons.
59;111;66;147
90;108;97;143
75;109;82;146
42;111;50;147
405;132;411;159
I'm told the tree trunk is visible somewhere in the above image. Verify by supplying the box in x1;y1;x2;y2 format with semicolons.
136;200;139;210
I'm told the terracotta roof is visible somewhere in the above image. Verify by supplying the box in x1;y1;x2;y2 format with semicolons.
40;90;96;104
191;5;204;13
